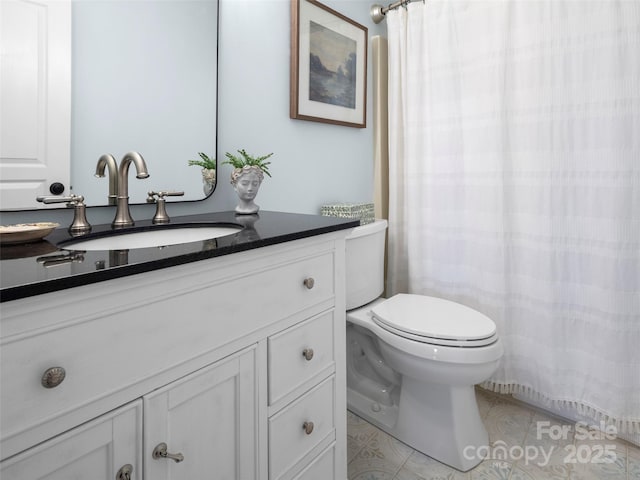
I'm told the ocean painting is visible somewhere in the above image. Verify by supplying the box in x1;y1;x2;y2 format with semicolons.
309;21;357;109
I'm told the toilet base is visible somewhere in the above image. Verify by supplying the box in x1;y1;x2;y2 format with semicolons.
347;386;399;432
348;378;488;472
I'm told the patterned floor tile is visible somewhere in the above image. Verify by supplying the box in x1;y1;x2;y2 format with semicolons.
476;388;497;419
350;469;396;480
509;461;571;480
347;395;639;480
349;410;382;447
629;445;640;479
484;398;535;448
393;469;427;480
468;459;513;479
348;426;414;480
515;411;577;478
349;435;365;463
568;438;627;480
396;450;470;480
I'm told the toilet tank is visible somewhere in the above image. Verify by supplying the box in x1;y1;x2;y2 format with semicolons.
345;219;388;310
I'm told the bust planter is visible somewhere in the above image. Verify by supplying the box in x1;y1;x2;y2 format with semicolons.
223;149;273;215
230;166;263;214
187;152;217;196
201;168;216;195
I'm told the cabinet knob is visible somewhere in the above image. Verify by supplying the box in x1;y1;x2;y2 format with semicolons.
302;348;314;361
116;464;133;480
302;421;315;435
41;367;66;388
152;442;184;463
303;277;315;289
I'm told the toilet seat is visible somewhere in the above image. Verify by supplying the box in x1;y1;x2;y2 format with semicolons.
371;294;498;347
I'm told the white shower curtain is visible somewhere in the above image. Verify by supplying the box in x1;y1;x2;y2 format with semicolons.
386;0;640;435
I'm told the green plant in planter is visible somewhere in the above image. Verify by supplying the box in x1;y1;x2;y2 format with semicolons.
223;149;273;177
187;152;216;170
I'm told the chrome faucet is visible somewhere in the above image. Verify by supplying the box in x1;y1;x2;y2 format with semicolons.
111;151;150;227
94;154;119;206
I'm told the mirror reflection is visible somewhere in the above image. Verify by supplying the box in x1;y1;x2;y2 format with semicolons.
1;0;218;211
72;0;218;207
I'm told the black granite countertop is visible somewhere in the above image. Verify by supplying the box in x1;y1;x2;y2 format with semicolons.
0;211;358;302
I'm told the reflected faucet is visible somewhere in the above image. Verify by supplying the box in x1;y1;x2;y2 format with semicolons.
94;154;119;206
112;151;150;227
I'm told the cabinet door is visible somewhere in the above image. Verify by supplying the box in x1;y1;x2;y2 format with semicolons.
144;346;258;480
0;400;141;479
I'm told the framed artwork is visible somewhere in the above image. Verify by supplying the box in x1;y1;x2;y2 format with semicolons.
290;0;368;128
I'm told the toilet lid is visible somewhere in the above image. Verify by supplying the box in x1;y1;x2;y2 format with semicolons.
371;294;497;347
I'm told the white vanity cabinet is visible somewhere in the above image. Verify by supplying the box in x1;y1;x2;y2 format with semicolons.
0;401;142;480
144;346;259;480
2;348;258;480
0;231;349;480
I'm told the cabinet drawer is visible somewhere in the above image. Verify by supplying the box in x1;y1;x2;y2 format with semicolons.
292;444;335;480
268;311;335;405
269;376;335;480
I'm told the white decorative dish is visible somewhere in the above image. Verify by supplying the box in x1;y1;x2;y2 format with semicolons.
0;223;60;245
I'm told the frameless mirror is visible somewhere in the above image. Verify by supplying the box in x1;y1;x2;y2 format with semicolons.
1;0;218;211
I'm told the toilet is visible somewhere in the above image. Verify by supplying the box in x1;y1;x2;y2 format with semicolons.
345;219;503;471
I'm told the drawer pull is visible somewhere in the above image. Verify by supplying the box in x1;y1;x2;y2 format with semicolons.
302;348;314;361
116;464;133;480
302;421;315;435
303;277;315;289
152;442;184;463
41;367;66;388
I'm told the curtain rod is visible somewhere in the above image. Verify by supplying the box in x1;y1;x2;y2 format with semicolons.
370;0;418;24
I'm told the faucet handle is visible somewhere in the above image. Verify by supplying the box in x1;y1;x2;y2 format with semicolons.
146;191;184;224
36;194;91;235
146;190;185;202
37;194;84;205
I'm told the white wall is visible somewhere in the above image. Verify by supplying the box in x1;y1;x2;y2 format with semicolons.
0;0;383;225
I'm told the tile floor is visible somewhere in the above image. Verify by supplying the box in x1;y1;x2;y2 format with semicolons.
347;388;640;480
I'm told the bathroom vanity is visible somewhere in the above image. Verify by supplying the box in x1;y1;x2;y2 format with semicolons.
0;211;357;480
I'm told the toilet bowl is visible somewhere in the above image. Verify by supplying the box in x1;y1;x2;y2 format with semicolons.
345;220;503;472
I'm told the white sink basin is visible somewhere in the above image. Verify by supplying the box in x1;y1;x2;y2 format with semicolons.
60;226;242;251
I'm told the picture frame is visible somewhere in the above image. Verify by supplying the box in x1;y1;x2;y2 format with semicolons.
290;0;368;128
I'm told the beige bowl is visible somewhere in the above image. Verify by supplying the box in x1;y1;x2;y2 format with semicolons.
0;223;60;245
